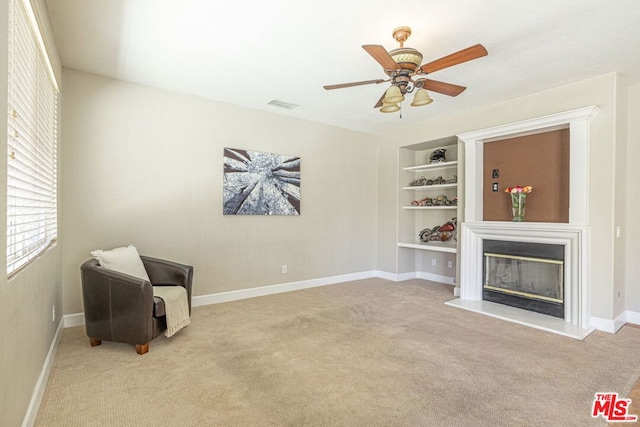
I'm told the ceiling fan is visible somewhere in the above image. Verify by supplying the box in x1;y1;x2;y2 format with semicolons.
323;26;488;113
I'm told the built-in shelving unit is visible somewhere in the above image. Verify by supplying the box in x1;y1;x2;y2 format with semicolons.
396;137;462;285
398;143;459;253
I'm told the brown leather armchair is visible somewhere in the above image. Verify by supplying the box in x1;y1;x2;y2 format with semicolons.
81;256;193;355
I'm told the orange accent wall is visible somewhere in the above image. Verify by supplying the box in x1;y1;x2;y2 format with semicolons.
483;129;570;223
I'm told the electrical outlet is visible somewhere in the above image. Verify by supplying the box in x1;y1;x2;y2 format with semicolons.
281;265;288;274
616;226;622;238
52;305;55;322
431;258;437;266
447;261;453;268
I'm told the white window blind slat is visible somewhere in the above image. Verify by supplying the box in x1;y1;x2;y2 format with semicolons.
7;0;58;276
8;159;56;184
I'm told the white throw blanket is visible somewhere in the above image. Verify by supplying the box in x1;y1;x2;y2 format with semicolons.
153;286;190;337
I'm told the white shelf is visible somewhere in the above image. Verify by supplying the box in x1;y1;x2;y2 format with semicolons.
403;183;457;190
403;160;458;172
402;206;457;210
397;241;457;253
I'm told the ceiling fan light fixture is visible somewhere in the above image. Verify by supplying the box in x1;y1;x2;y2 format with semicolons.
380;102;400;113
411;89;433;107
323;27;487;114
383;85;404;104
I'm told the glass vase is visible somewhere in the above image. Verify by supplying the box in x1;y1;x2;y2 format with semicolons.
511;193;527;222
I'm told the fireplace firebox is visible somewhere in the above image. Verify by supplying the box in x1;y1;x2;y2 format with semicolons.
483;240;565;318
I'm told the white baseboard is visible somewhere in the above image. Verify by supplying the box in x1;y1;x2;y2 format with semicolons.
374;270;455;285
64;312;85;328
625;310;640;325
590;316;616;333
416;272;456;286
614;311;628;332
374;270;403;281
590;311;628;334
21;319;63;427
375;271;416;282
192;270;378;307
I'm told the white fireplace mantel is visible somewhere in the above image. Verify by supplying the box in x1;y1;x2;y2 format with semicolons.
446;107;599;339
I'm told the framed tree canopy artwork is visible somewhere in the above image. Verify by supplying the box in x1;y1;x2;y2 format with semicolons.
223;148;301;215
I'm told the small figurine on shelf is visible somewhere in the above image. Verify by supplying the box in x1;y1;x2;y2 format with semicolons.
411;194;458;207
430;148;447;163
445;175;458;184
409;176;428;186
418;217;457;242
411;197;434;206
432;176;446;185
433;194;449;206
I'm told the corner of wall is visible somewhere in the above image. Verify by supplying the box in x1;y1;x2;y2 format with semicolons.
624;82;640;313
612;73;630;318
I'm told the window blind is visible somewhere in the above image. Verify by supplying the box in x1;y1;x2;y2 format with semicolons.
7;0;59;275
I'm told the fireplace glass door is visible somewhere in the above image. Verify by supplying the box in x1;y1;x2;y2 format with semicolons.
482;240;565;318
484;254;563;302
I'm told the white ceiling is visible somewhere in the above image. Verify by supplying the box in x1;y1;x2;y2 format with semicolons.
45;0;640;135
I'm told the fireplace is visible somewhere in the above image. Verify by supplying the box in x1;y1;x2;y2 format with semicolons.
446;107;597;339
450;221;590;339
483;240;564;318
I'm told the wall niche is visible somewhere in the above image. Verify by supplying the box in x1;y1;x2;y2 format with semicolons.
483;129;569;223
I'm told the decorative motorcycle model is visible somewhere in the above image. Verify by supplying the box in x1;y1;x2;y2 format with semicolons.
419;217;457;242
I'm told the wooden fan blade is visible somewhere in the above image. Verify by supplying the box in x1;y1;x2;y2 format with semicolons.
323;79;386;90
374;91;386;108
419;79;466;97
362;45;400;71
420;44;488;74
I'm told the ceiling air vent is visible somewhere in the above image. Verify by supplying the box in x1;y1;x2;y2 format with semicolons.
267;99;298;110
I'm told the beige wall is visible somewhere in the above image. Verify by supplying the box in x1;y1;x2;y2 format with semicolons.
376;73;622;321
626;82;640;312
61;69;378;315
0;0;63;426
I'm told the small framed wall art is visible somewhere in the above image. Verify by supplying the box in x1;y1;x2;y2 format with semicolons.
223;148;300;215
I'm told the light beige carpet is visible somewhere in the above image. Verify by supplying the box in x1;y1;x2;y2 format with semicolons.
36;279;640;426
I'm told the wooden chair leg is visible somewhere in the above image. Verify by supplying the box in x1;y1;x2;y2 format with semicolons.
90;338;102;347
136;343;149;355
